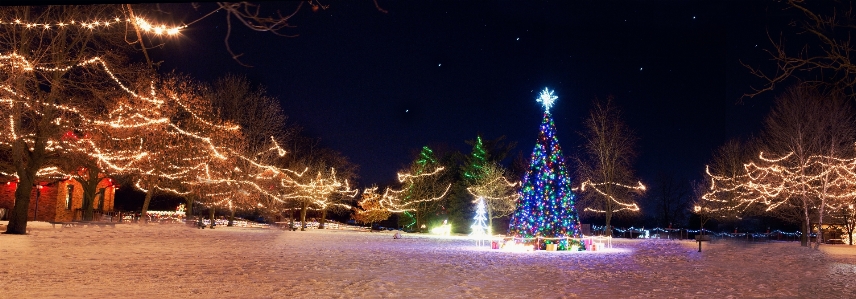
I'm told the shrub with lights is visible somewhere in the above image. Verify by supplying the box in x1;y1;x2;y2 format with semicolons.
507;88;582;250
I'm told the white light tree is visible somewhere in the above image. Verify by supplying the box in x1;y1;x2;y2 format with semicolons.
470;197;488;240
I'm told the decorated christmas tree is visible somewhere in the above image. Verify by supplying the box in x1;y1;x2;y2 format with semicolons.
508;88;582;243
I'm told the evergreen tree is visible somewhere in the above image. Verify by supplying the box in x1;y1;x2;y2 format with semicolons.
462;135;488;183
508;88;582;240
399;146;444;230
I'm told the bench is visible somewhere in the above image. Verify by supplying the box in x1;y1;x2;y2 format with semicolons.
695;234;712;252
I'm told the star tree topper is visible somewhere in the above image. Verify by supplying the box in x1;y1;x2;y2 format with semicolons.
536;88;558;112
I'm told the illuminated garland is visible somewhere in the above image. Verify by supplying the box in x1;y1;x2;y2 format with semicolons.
0;17;184;35
577;180;644;213
605;226;806;238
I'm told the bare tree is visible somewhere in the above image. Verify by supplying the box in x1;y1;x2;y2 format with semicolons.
650;172;690;228
309;151;359;229
690;180;720;234
204;74;294;225
762;85;856;247
0;5;156;233
155;1;389;67
841;204;856;245
744;1;856;99
707;86;856;247
700;138;767;219
575;96;642;234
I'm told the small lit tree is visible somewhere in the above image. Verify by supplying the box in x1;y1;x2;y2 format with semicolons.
354;187;392;230
470;197;488;238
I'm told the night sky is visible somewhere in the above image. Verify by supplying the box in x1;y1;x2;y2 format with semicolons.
151;1;787;189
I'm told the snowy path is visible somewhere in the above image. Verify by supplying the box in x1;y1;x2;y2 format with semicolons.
1;222;855;298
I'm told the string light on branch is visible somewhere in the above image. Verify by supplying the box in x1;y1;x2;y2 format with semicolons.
356;167;451;213
702;150;856;216
0;17;185;36
466;175;519;201
577;180;644;213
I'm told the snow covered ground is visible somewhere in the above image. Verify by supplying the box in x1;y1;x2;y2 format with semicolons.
1;221;855;298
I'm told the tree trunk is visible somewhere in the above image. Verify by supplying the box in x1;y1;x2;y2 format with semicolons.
848;224;854;246
319;208;327;229
79;176;99;221
815;201;825;250
603;184;614;236
415;210;421;232
228;208;235;227
300;201;308;231
6;28;46;234
801;220;809;247
486;206;493;236
185;196;194;224
197;205;204;227
7;110;50;233
81;189;95;221
6;178;33;234
289;207;295;231
604;212;613;236
209;206;216;228
141;188;154;224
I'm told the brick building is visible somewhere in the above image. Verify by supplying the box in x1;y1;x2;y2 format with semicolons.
0;178;116;222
